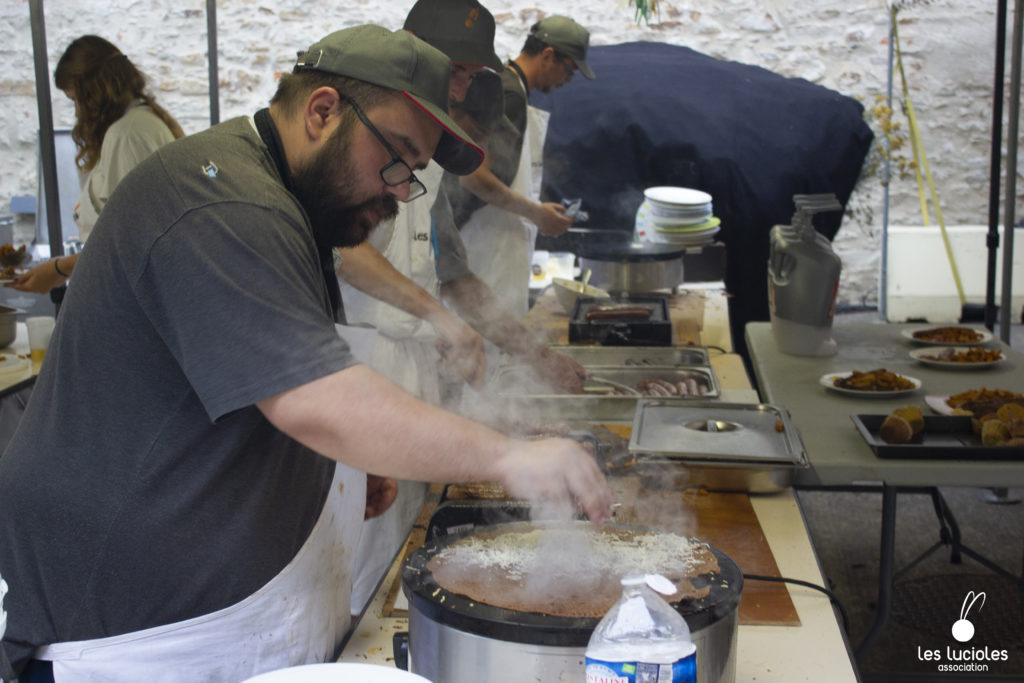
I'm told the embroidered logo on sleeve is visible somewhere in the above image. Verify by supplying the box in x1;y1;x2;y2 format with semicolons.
202;161;219;179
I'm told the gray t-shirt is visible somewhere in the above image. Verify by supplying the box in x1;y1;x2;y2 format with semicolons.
0;117;358;677
432;182;472;283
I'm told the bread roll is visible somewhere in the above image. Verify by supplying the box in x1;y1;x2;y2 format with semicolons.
1008;418;1024;439
996;402;1024;423
892;406;924;435
879;415;913;444
1002;437;1024;448
981;419;1010;446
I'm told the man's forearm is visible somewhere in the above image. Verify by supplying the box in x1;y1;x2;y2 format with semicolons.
259;364;508;481
440;273;542;358
460;165;537;221
256;363;611;523
335;242;450;327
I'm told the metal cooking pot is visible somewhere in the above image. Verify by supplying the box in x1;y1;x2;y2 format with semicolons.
0;306;24;348
575;234;685;294
401;523;742;683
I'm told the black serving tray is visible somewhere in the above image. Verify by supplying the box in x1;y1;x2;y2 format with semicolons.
568;295;672;346
852;414;1024;460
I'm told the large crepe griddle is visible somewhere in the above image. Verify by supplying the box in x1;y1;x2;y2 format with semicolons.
401;521;742;647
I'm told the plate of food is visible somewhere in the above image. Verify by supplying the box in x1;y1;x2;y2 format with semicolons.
909;346;1004;370
820;369;922;398
926;387;1024;415
901;326;993;346
924;394;956;415
0;243;30;285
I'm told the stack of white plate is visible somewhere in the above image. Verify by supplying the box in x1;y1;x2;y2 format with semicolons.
634;186;720;246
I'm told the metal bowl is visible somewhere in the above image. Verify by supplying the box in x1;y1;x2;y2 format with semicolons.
551;277;610;314
0;306;24;348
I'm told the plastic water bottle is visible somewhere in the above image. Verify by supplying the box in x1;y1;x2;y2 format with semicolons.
585;573;697;683
0;573;8;640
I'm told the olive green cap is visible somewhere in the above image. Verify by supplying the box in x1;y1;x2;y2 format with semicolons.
530;15;595;80
295;25;483;175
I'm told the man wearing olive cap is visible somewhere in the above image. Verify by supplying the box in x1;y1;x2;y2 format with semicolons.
453;14;595;318
335;0;591;618
0;25;610;682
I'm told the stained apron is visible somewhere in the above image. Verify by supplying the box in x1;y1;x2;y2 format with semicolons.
336;163;445;614
461;105;550;320
34;463;366;682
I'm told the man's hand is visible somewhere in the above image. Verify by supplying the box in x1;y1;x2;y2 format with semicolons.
364;474;399;520
528;346;587;394
429;310;487;388
492;437;612;526
531;202;573;237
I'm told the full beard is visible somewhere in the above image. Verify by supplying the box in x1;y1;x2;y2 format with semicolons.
291;120;399;250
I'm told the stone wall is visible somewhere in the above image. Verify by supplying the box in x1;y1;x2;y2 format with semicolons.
0;0;1017;306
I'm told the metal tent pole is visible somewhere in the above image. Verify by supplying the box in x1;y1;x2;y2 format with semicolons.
207;0;219;125
29;0;63;260
985;0;1009;332
998;0;1023;342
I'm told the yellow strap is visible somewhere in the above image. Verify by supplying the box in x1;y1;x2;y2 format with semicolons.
892;9;966;306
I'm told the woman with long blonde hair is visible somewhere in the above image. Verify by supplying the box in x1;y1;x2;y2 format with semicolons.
10;35;183;293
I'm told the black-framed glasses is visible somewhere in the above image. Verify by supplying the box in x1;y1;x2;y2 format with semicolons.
557;55;576;81
337;92;427;202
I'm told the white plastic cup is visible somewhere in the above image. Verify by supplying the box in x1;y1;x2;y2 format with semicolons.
26;316;56;364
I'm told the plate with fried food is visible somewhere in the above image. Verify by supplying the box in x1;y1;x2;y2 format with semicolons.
909;346;1004;370
926;387;1024;415
924;395;957;415
901;326;993;346
820;368;922;398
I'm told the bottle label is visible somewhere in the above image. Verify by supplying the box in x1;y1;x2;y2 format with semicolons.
585;652;696;683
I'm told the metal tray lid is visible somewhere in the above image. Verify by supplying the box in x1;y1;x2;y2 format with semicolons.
629;399;808;465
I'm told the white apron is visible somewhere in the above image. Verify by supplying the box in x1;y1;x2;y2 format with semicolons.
461;104;550;319
338;163;445;404
336;164;445;614
35;463;366;682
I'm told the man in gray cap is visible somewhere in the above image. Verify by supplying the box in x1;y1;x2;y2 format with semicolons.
453;14;595;317
335;0;588;398
0;25;610;683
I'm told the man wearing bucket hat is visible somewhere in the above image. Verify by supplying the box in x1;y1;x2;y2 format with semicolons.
0;24;611;683
453;14;596;319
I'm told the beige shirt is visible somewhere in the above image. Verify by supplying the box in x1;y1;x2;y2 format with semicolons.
74;101;177;241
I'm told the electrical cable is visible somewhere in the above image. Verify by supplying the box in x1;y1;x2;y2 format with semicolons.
742;573;850;635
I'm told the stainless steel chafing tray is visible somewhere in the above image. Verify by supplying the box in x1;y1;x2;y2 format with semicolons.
546;343;709;367
628;400;809;493
492;365;720;400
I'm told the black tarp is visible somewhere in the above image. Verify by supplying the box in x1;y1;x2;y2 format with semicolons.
532;41;873;364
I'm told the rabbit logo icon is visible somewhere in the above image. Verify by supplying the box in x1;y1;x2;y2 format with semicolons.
951;591;985;643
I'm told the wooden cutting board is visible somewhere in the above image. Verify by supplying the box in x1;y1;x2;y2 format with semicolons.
610;478;801;627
